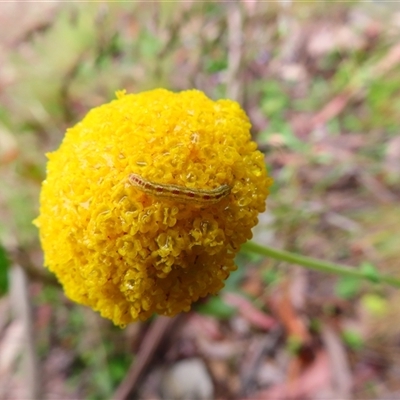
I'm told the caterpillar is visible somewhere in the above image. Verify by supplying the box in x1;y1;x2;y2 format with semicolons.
128;173;231;205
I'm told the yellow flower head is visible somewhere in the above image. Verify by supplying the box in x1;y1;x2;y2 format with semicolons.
34;89;272;327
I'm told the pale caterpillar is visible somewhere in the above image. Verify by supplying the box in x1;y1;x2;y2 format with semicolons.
128;173;231;205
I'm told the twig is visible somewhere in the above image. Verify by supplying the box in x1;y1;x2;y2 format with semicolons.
113;315;180;400
226;3;244;103
321;323;352;399
9;264;41;400
239;328;282;397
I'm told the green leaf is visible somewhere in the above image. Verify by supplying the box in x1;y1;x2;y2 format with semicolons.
286;335;303;354
138;30;163;59
342;329;363;351
205;58;228;74
108;355;131;384
360;262;380;283
335;276;361;299
361;294;389;317
196;296;236;319
261;268;280;286
0;243;10;296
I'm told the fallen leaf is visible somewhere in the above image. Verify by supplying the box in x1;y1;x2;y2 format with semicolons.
223;292;277;331
246;351;331;400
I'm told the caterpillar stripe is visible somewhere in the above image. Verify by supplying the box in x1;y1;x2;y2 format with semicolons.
128;173;231;205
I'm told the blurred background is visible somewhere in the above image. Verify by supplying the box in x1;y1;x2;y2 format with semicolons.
1;1;400;399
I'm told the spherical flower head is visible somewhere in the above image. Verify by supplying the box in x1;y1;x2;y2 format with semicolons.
34;88;273;327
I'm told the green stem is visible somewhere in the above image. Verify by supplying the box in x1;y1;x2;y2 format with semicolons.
243;241;400;288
